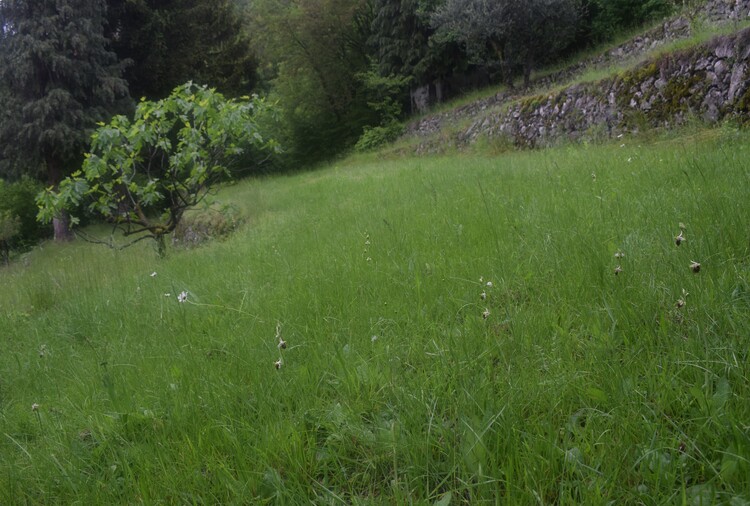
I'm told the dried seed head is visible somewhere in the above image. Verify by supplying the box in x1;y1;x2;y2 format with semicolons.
614;265;623;275
275;322;286;349
675;231;685;246
690;261;701;273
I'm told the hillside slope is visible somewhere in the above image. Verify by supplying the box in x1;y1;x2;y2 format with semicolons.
404;0;750;153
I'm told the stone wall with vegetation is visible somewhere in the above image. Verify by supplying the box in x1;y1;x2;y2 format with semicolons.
407;0;750;152
461;26;750;147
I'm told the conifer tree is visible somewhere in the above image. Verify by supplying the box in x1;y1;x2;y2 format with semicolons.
0;0;129;240
106;0;257;100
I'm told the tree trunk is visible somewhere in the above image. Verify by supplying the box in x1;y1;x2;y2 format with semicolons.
46;155;74;242
53;213;73;242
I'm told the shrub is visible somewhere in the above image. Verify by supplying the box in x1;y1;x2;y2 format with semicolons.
171;203;242;248
355;122;405;152
0;210;21;264
0;176;48;250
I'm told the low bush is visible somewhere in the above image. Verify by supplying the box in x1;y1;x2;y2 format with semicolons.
171;203;243;248
0;176;48;251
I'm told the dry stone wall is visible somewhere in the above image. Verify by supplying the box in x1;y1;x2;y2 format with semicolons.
703;0;750;20
406;0;750;152
461;27;750;147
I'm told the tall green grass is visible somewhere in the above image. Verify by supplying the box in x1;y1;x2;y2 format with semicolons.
1;128;749;503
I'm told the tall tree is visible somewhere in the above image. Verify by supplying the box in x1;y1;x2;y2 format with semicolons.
0;0;129;240
106;0;258;100
431;0;581;88
369;0;468;112
250;0;376;164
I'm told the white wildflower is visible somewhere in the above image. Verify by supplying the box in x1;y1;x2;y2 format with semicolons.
178;291;188;303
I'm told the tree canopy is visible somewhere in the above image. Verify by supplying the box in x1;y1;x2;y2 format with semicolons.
0;0;130;239
431;0;581;88
106;0;257;100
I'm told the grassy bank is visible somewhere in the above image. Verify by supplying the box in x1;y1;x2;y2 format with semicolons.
1;127;749;503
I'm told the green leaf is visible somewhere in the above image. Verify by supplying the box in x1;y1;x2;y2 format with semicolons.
586;387;608;404
433;492;452;506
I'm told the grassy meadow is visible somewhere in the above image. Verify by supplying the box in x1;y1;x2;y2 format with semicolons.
1;127;750;504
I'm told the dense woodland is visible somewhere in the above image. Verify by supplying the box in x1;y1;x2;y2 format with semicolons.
0;0;686;252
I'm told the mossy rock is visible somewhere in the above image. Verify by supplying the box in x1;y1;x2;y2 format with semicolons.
172;203;243;248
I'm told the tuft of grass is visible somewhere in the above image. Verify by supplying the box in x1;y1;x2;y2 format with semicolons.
1;127;750;503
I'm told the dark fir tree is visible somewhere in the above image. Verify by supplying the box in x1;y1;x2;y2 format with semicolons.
106;0;257;99
0;0;129;240
369;0;470;112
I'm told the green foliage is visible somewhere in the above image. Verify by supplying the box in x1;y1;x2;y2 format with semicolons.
369;0;460;85
0;0;129;179
0;177;47;249
0;210;20;241
172;202;243;248
37;83;278;256
249;0;376;165
0;210;20;264
355;67;410;151
355;122;405;152
582;0;677;43
431;0;582;87
106;0;257;99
